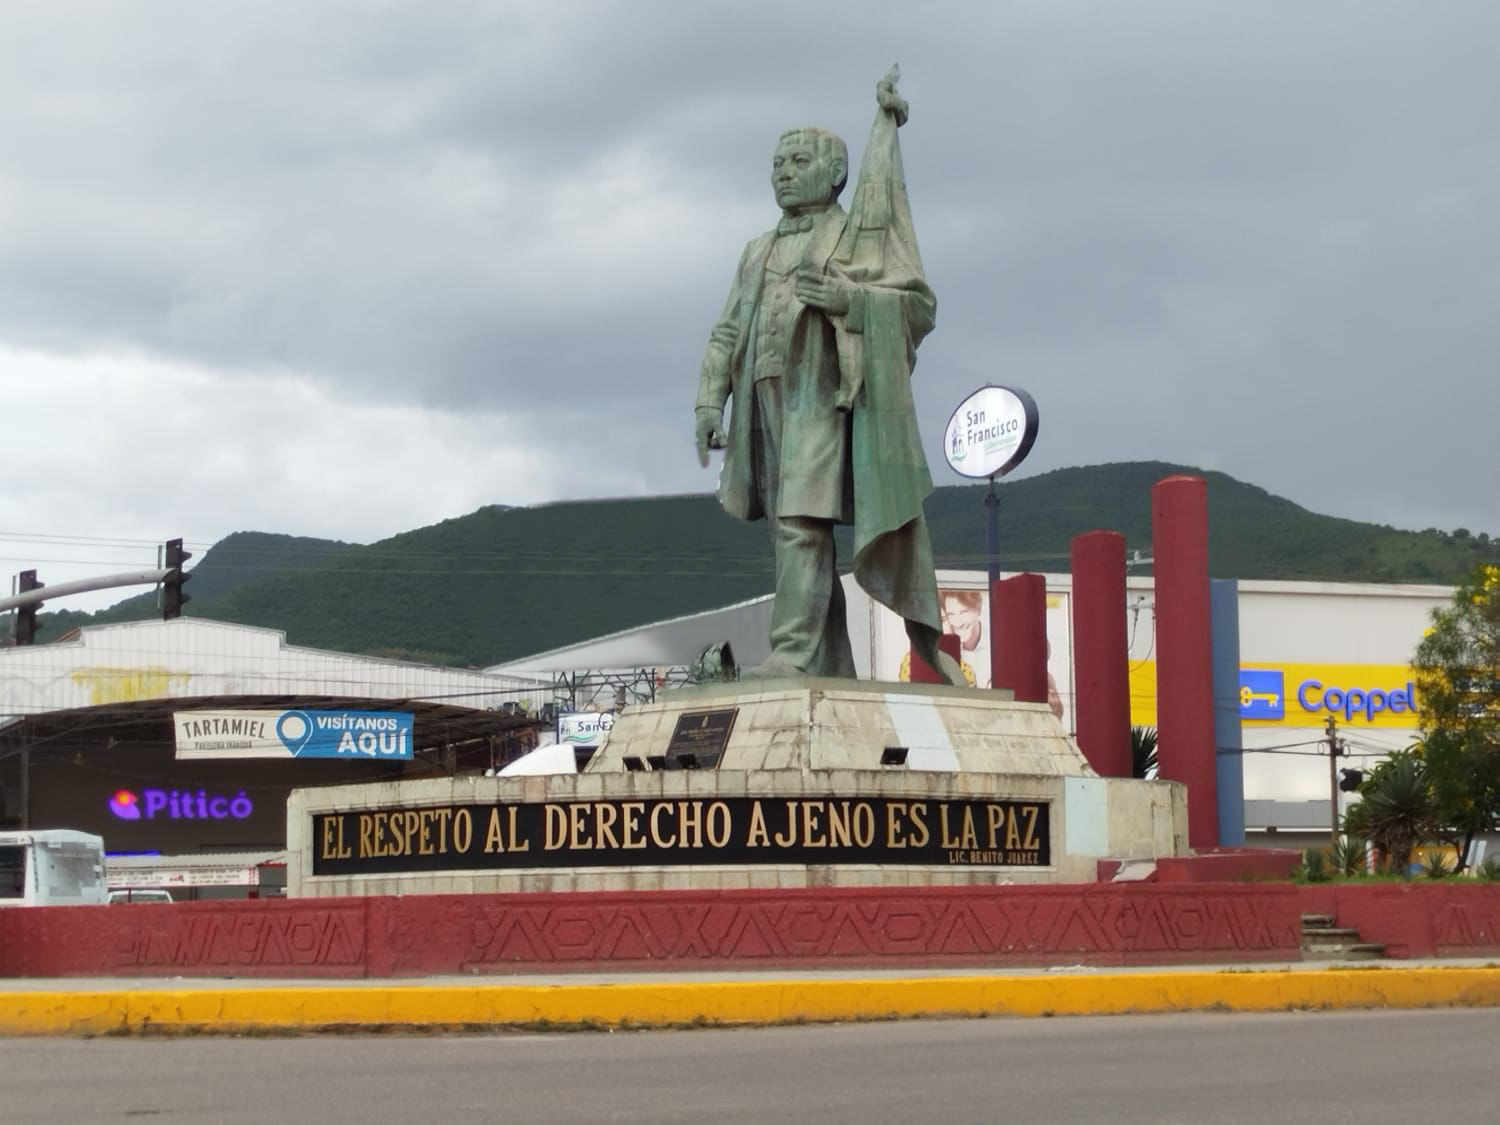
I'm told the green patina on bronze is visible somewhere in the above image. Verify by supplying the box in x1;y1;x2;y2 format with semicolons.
695;68;961;684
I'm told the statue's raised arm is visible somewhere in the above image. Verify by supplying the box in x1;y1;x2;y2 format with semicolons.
876;63;909;126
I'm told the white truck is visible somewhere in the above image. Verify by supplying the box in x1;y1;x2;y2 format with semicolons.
0;829;109;907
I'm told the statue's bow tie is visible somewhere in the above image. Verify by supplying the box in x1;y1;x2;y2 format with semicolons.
777;213;815;236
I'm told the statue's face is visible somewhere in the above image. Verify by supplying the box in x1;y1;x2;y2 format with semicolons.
771;134;841;212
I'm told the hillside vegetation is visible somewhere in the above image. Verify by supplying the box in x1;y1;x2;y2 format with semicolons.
35;532;353;637
20;462;1498;668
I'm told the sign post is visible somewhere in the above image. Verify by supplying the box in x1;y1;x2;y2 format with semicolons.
943;385;1040;582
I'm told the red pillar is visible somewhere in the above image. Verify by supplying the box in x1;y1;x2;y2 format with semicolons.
910;632;962;684
991;573;1048;703
1152;475;1218;848
1071;530;1131;777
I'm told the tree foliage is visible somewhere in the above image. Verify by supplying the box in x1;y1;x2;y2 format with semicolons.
1411;563;1500;869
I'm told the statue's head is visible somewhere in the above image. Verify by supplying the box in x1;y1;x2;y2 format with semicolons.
771;127;848;212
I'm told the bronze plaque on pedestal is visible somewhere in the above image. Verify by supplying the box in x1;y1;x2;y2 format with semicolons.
665;708;738;767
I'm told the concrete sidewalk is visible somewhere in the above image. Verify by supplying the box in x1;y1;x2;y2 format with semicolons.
3;958;1497;1036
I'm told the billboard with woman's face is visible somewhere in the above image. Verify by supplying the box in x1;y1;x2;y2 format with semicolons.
882;579;1073;730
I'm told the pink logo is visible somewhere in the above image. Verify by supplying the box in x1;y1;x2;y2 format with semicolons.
109;789;141;820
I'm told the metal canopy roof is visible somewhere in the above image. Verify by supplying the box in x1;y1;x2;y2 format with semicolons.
0;694;543;761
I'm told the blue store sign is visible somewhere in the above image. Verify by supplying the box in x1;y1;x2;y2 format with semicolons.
275;710;414;759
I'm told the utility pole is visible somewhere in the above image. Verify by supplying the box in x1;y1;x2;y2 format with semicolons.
1325;714;1341;845
984;474;999;585
19;728;30;830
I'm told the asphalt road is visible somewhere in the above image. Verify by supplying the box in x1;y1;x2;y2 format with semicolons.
3;1008;1496;1124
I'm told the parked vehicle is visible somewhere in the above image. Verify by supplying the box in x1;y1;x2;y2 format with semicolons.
0;830;109;907
108;888;174;904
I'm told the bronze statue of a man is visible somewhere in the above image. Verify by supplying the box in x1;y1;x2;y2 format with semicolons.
695;69;962;686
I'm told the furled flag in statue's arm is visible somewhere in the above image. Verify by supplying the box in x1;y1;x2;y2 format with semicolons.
831;66;963;687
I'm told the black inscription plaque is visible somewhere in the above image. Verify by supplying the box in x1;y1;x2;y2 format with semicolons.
664;708;738;767
312;795;1051;875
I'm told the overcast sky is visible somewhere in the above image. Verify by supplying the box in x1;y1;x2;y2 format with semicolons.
3;1;1496;612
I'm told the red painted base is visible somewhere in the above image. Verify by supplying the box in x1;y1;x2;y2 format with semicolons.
1;884;1301;979
3;883;1492;979
1098;849;1301;884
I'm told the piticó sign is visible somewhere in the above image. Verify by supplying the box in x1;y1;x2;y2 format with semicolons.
110;786;253;821
173;709;414;760
942;384;1039;480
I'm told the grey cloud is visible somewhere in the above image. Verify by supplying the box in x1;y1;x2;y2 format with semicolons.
0;1;1497;536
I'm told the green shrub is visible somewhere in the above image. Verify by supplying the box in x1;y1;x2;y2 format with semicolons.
1419;849;1451;879
1330;836;1368;877
1296;848;1331;883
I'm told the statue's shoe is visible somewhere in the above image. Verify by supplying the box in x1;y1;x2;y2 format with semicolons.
738;656;809;681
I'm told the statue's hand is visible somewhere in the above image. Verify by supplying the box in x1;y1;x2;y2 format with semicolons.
794;270;852;315
709;322;738;351
877;63;909;126
695;406;726;468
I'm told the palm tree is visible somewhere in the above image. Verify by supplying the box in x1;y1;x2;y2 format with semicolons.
1131;726;1158;780
1349;751;1434;874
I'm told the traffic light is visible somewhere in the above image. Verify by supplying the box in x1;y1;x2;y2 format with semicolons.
11;570;43;646
162;539;193;620
1338;768;1364;792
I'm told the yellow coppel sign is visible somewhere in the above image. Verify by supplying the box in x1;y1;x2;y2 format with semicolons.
1124;661;1420;729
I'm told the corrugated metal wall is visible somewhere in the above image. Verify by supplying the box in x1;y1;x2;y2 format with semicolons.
0;618;544;718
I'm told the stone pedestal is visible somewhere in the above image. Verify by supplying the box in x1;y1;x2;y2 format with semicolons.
593;678;1082;775
287;679;1185;897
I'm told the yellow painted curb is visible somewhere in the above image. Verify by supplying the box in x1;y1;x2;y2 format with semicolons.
2;968;1497;1036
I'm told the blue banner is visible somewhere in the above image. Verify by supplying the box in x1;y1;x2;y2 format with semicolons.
275;710;414;760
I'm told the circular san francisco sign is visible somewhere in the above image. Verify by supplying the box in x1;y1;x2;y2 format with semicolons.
942;385;1039;479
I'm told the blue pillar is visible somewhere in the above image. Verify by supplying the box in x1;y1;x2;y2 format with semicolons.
1210;579;1245;845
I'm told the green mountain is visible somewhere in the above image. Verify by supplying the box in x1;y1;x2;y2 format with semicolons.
20;462;1497;667
26;531;353;638
924;462;1497;583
